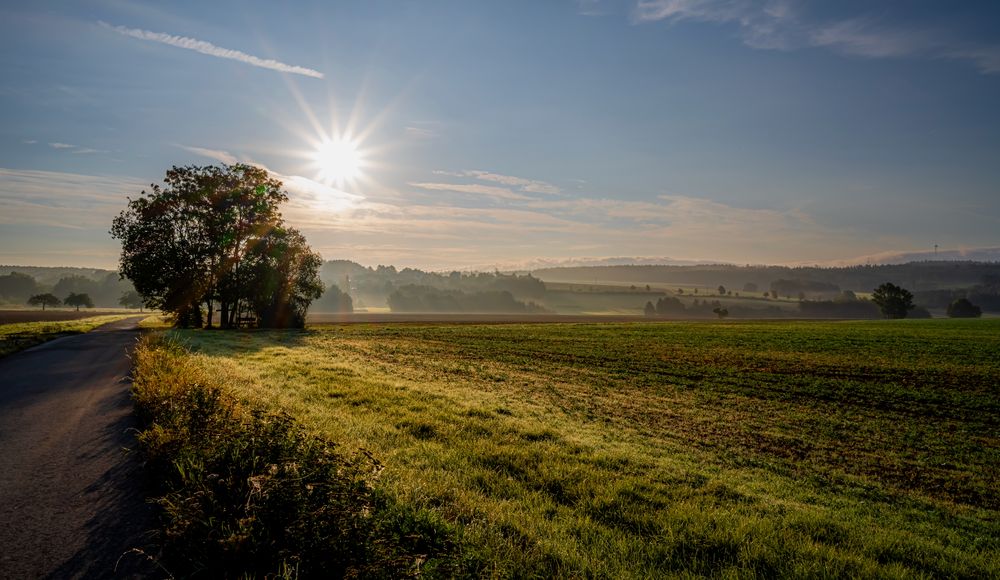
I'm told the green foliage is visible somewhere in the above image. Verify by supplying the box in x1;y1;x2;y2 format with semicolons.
131;336;466;578
27;292;61;310
872;282;915;319
171;320;1000;578
63;292;94;311
947;297;982;318
111;164;323;329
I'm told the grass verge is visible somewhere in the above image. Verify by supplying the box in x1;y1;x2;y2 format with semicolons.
131;335;471;578
0;314;136;358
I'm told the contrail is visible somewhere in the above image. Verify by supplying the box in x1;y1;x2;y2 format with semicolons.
101;22;324;79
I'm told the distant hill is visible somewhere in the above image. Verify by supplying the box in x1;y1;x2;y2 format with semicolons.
530;261;1000;293
0;265;116;286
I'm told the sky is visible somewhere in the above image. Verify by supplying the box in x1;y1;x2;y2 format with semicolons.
1;0;999;270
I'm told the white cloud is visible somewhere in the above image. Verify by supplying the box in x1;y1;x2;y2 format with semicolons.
409;182;536;201
101;22;324;79
631;0;1000;74
464;170;563;195
0;168;144;230
179;145;238;164
49;142;75;149
404;125;438;140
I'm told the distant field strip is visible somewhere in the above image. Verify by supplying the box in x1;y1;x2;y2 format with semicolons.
0;314;136;357
169;320;1000;577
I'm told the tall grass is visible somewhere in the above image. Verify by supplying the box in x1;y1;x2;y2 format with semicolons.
131;335;469;578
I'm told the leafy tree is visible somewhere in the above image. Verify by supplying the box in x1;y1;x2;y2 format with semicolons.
111;164;323;328
245;226;324;328
947;298;982;318
871;282;914;319
27;293;61;310
643;301;656;318
119;289;145;311
712;307;729;319
64;292;95;311
718;285;726;295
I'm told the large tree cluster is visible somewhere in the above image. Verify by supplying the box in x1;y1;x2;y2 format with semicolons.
111;164;323;328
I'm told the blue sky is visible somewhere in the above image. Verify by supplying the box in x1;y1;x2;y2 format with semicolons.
1;0;999;269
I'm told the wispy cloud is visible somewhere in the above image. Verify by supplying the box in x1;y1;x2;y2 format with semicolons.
404;125;439;140
101;22;324;79
429;169;563;197
465;170;563;195
409;182;536;202
179;145;238;165
0;168;144;230
631;0;1000;74
49;142;75;149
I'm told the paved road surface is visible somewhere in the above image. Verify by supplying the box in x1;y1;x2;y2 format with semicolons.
0;317;157;579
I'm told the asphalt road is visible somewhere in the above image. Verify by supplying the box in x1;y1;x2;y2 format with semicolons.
0;317;157;579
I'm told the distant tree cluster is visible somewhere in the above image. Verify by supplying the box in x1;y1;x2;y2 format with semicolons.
387;284;546;313
1;270;134;307
313;284;353;313
319;261;547;309
111;164;324;328
770;279;840;300
947;298;982;318
871;283;915;319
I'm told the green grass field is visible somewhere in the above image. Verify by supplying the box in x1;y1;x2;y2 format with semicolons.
0;314;137;357
165;320;999;577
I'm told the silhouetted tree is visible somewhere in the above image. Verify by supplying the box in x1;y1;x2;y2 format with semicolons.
871;282;914;319
64;292;94;311
111;164;323;328
718;285;726;295
712;307;729;319
643;301;656;318
27;293;61;310
947;298;982;318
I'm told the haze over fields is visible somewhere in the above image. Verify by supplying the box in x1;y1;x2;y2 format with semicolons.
2;1;999;270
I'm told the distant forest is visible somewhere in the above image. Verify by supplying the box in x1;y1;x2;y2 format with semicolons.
0;266;134;308
5;260;998;315
530;262;1000;293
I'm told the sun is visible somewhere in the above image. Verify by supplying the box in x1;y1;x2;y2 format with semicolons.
313;137;363;186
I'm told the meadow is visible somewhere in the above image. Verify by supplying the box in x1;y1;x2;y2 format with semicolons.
160;319;999;577
0;313;136;357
